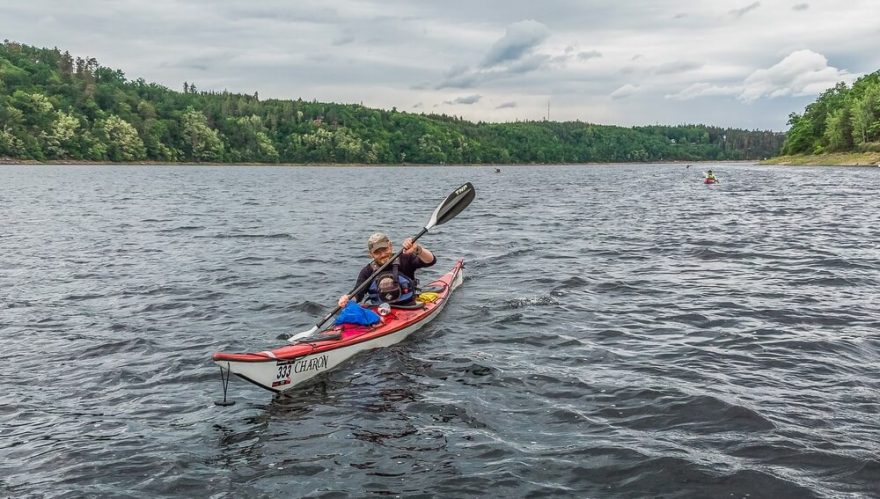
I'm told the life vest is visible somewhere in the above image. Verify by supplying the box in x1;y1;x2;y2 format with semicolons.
367;262;416;304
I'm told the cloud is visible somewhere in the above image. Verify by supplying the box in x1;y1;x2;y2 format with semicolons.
480;19;550;68
665;49;853;103
496;101;517;109
446;64;469;77
619;59;702;79
610;84;639;100
504;53;549;74
438;53;551;88
444;94;482;105
332;34;355;46
550;46;600;66
159;52;232;71
226;5;341;24
437;19;550;89
577;50;602;61
666;83;740;100
739;49;852;101
792;3;809;11
439;71;481;89
729;2;761;19
652;61;703;75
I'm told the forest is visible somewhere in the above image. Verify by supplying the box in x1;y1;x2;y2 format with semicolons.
1;41;786;164
781;70;880;155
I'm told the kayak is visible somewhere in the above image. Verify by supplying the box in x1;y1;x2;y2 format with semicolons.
212;259;464;394
704;178;717;184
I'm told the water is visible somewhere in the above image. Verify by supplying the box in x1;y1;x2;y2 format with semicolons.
1;163;878;498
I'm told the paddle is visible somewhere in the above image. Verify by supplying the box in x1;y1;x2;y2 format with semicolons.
287;182;476;342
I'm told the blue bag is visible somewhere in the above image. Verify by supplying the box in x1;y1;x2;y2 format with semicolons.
333;301;381;326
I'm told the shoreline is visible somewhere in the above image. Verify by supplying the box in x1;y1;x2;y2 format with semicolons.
760;152;880;167
0;158;758;167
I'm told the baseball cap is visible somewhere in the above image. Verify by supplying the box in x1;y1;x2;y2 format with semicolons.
367;232;391;252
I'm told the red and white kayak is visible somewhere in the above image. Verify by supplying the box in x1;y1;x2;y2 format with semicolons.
704;178;717;184
213;259;464;394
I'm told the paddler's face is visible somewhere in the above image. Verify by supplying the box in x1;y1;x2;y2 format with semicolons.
371;245;393;264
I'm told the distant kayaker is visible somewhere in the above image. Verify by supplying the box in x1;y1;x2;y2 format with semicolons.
705;169;717;181
337;232;436;307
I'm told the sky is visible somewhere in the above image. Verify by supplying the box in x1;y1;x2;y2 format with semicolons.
3;0;879;131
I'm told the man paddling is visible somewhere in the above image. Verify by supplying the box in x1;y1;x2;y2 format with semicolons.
337;232;436;308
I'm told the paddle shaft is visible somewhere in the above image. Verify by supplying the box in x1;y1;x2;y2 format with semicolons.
288;182;474;342
312;227;429;331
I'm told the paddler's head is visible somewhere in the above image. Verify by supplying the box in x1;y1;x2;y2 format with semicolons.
367;232;393;265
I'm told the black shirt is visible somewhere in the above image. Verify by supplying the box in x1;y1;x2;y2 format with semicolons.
353;252;436;301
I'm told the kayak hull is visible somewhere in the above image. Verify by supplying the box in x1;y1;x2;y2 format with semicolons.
704;178;717;184
213;259;464;393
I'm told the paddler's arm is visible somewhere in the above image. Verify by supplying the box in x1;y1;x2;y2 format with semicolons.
338;266;372;307
403;237;434;265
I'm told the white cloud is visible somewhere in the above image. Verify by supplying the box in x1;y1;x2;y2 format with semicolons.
610;84;640;100
652;61;703;75
739;49;853;101
665;82;740;100
665;49;855;103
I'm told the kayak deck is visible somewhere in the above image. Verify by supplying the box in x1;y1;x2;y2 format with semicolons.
212;259;464;394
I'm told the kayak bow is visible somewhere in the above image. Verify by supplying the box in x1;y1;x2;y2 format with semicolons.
212;259;464;397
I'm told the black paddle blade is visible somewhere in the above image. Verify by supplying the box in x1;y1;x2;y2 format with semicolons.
427;182;475;229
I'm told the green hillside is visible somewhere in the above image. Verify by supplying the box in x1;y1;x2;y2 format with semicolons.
0;41;784;164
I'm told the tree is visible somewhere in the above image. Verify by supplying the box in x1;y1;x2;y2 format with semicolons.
823;107;853;152
181;108;224;161
97;114;146;161
43;110;81;158
850;84;880;147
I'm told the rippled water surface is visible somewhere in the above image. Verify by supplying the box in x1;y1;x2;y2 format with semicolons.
2;163;879;498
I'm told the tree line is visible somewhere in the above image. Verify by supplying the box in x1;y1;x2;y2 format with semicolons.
1;41;785;164
782;71;880;155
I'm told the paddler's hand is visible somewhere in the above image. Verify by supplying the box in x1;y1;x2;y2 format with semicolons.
402;238;420;255
338;294;350;308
